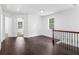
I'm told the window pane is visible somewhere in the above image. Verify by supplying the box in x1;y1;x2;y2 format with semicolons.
18;22;22;29
49;18;54;29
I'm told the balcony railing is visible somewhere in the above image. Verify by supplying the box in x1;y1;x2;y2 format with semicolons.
53;30;79;54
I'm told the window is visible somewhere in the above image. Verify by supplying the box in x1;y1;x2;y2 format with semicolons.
18;22;22;29
49;18;54;29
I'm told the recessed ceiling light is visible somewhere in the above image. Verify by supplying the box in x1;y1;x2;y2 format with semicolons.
40;10;44;13
72;4;77;7
17;6;22;12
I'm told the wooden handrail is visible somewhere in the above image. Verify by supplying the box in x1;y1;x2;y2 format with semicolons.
54;30;79;33
53;29;79;54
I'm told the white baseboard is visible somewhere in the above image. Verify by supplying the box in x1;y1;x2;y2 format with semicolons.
56;41;62;44
24;34;41;38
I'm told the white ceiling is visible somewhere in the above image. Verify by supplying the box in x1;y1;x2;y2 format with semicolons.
2;4;76;16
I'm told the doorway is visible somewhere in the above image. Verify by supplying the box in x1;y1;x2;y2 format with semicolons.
5;16;12;38
17;18;24;37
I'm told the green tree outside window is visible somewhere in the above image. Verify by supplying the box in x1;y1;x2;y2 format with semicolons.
49;18;54;29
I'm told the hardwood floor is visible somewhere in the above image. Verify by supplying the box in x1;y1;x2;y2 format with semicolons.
0;36;78;55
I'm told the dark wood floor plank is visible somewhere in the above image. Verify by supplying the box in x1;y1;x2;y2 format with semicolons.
0;36;78;55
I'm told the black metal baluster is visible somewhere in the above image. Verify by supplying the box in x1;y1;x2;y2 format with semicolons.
60;32;62;47
58;32;60;46
61;32;62;47
64;32;65;48
74;33;75;53
54;31;56;42
66;32;67;50
63;32;64;47
72;33;75;53
69;33;70;51
65;33;67;50
77;33;78;54
66;32;68;50
72;33;74;53
52;29;54;45
68;32;69;51
72;33;73;52
64;32;65;49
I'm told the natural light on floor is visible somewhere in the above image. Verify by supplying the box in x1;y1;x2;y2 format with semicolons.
15;37;25;54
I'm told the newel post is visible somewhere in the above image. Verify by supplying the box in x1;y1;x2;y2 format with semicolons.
49;18;54;45
52;27;54;45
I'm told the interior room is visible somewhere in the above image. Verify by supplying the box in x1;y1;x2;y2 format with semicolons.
0;4;79;55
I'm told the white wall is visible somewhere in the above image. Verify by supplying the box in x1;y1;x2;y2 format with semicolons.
17;18;24;35
4;12;15;37
41;6;79;47
4;12;42;38
15;14;28;37
0;5;2;50
41;6;79;37
2;5;79;47
4;12;28;37
0;5;5;49
3;6;79;40
0;9;5;42
5;16;13;37
27;14;41;37
40;16;52;37
13;14;28;37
